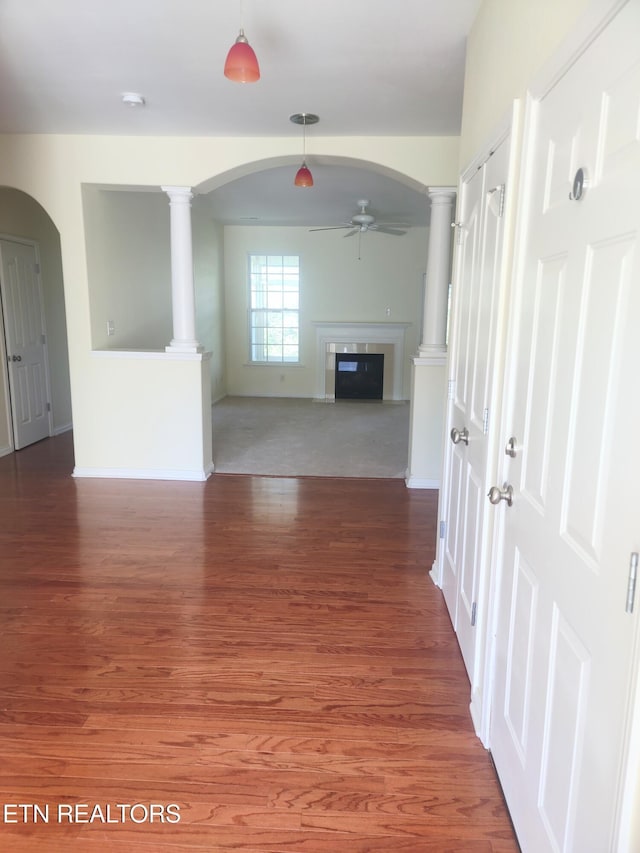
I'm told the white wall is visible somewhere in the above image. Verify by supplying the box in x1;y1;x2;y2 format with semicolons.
460;0;592;166
223;224;428;399
0;187;72;442
0;132;458;475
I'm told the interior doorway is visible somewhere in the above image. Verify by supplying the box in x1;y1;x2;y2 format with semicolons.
0;237;52;449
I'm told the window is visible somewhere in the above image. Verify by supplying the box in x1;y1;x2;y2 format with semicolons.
248;254;300;363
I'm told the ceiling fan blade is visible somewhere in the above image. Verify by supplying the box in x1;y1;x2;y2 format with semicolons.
308;225;352;232
342;229;359;238
373;226;407;236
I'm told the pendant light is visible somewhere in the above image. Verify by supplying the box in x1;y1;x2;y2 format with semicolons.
290;113;319;187
224;2;260;83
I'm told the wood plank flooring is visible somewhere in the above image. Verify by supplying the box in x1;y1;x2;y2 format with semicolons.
0;433;519;851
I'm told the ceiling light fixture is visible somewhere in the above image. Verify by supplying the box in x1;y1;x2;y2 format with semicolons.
290;113;319;188
224;2;260;83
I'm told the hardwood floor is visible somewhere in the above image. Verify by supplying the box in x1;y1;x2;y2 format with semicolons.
0;434;519;852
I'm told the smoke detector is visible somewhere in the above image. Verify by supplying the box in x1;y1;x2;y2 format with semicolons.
121;92;145;107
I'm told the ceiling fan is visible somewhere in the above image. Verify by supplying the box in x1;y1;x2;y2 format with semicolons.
309;199;408;238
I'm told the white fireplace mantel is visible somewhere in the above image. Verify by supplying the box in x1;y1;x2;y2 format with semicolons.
313;321;411;401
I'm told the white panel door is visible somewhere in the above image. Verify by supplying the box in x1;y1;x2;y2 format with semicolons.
0;239;51;449
489;4;640;851
442;136;510;683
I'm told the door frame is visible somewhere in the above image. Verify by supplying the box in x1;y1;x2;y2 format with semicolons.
0;234;54;451
483;1;640;847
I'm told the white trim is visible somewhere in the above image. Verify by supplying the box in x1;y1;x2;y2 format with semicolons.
405;475;439;490
313;321;410;401
91;349;210;362
412;354;447;367
427;185;457;196
52;422;72;436
0;443;13;458
72;463;214;482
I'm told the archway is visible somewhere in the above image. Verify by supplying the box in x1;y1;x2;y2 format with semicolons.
194;156;431;477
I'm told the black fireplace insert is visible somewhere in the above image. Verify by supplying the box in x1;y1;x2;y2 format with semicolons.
335;353;384;400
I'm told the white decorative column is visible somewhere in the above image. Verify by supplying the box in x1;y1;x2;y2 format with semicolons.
406;186;456;490
419;187;456;355
162;185;202;353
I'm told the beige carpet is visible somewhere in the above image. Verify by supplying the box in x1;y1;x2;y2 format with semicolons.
212;397;410;478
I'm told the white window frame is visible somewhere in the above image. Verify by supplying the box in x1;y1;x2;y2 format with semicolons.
248;254;300;364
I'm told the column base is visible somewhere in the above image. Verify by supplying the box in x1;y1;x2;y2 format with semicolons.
418;344;447;356
165;341;203;353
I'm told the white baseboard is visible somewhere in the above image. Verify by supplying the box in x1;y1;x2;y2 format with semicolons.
0;443;13;458
469;694;488;747
429;561;442;588
73;463;214;482
405;475;440;489
53;422;73;436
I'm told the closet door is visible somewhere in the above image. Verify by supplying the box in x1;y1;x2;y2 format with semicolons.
489;3;640;849
441;136;511;685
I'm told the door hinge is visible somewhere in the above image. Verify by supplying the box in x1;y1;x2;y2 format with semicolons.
626;552;638;614
448;379;456;401
471;602;477;627
34;263;40;274
487;184;506;219
439;520;446;540
451;221;464;246
41;334;46;345
46;402;51;412
482;408;490;435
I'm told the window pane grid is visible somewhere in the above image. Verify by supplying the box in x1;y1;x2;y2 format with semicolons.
249;255;300;363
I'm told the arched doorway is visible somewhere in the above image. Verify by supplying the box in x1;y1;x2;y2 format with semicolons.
0;187;72;457
195;157;430;477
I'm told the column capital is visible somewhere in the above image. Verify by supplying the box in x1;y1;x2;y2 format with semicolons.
427;186;457;204
161;185;193;203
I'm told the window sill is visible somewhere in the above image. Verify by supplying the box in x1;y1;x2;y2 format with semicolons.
244;362;306;368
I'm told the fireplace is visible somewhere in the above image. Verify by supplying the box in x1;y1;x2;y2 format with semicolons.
335;353;384;400
313;322;410;401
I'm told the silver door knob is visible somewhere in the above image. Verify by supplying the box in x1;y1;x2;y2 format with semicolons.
450;426;469;446
488;483;513;506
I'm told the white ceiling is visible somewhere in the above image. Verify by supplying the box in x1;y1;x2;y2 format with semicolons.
0;0;479;226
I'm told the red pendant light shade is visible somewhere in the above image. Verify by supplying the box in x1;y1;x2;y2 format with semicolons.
290;113;319;188
294;162;314;188
224;29;260;83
